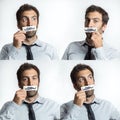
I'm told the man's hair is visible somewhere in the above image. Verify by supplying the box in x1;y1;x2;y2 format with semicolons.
16;4;39;25
17;63;40;82
85;5;109;25
70;64;94;84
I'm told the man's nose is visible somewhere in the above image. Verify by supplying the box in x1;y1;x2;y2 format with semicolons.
84;79;90;86
88;20;94;27
28;79;33;85
27;19;32;26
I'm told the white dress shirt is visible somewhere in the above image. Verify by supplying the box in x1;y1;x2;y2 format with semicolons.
62;40;120;60
0;39;59;60
60;97;120;120
0;96;60;120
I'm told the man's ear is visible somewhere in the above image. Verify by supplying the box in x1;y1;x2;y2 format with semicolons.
93;78;95;84
73;83;79;91
17;24;21;30
102;24;107;32
18;82;22;89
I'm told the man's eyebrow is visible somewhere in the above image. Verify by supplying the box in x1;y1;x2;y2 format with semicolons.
85;17;101;19
22;75;38;77
92;18;101;20
32;75;38;77
78;73;92;78
88;73;93;76
21;15;37;18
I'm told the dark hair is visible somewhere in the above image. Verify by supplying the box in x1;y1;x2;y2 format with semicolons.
17;63;40;82
16;4;39;25
70;64;94;84
85;5;109;25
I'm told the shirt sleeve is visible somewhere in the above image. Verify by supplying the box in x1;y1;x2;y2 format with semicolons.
54;104;60;120
0;101;20;120
0;44;19;60
94;46;120;60
110;103;120;120
60;103;84;120
62;46;69;60
94;47;108;60
51;47;59;60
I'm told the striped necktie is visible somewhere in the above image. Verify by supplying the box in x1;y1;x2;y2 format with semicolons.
24;102;36;120
84;103;95;120
23;44;35;60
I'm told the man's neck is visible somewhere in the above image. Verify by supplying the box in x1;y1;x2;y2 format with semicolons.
24;35;37;45
25;93;39;103
85;94;95;104
85;38;94;47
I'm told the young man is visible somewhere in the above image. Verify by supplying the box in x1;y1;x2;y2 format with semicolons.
60;64;120;119
62;5;120;60
0;63;60;120
0;4;59;60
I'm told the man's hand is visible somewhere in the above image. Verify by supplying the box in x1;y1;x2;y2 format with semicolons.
91;32;103;48
13;89;27;105
13;31;26;48
73;90;86;106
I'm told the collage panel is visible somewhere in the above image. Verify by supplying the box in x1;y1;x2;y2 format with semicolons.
0;61;120;119
0;0;120;60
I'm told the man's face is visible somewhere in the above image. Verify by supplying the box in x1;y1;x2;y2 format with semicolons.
85;11;106;34
19;68;39;98
18;10;38;38
74;69;95;98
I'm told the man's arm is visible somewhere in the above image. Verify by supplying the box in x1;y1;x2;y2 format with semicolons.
60;103;84;120
110;103;120;120
0;101;19;120
0;44;20;60
60;91;86;120
0;89;26;120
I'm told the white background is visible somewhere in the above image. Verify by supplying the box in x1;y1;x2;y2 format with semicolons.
0;0;120;58
0;61;120;112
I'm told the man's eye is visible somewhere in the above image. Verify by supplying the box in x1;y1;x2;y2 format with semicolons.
93;19;99;23
21;17;28;22
78;78;84;82
33;77;37;80
32;17;37;21
22;78;28;81
88;76;93;79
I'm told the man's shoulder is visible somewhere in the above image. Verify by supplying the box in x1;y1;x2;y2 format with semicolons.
61;100;74;108
38;96;60;107
67;40;85;48
69;40;85;45
36;40;55;49
2;43;13;48
1;101;18;109
95;97;113;106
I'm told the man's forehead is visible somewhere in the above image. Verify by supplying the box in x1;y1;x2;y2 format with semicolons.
86;11;102;17
22;69;38;75
77;69;92;76
21;10;37;17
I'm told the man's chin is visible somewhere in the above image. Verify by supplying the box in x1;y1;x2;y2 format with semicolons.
27;91;38;97
25;31;36;38
85;90;94;98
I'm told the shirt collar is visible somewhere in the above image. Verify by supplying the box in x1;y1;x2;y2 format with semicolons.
34;96;46;104
80;41;87;46
31;39;43;47
92;97;101;105
23;95;45;104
